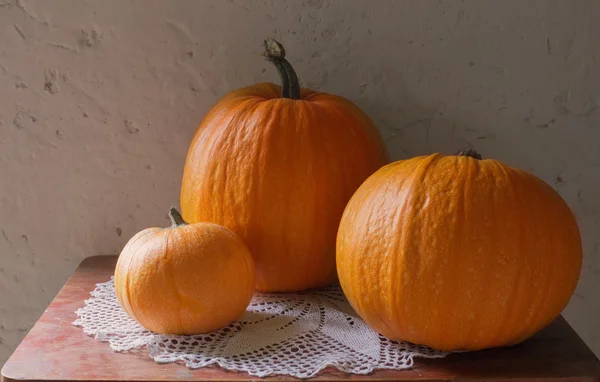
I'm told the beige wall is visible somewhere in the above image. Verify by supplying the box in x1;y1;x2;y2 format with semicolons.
1;0;599;365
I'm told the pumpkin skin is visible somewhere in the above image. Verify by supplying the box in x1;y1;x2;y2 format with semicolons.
336;152;582;351
180;39;389;292
114;208;255;335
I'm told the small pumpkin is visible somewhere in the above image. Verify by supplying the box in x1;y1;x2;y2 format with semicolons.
180;38;389;292
336;149;582;351
114;207;255;335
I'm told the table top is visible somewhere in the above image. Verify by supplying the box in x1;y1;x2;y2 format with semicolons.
2;255;600;382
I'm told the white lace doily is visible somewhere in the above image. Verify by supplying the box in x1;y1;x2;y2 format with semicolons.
73;278;446;378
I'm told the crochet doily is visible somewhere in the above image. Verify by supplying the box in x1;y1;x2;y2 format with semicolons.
73;278;447;378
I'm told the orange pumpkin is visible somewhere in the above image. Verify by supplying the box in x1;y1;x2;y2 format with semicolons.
180;38;389;292
114;208;255;334
336;149;582;351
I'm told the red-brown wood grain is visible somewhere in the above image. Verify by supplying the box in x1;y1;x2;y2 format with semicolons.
2;255;599;382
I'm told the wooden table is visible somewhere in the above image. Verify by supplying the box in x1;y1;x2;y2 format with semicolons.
2;255;600;382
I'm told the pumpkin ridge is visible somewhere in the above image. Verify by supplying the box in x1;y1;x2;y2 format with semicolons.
247;100;277;250
161;230;181;333
119;230;155;326
426;155;470;348
456;155;488;348
214;99;263;228
523;172;580;341
128;233;161;330
378;164;406;333
401;154;449;343
384;160;420;338
496;161;532;341
511;174;547;343
484;159;522;346
525;178;557;338
503;167;545;345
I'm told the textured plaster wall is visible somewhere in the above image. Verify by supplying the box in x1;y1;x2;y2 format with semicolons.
1;0;599;365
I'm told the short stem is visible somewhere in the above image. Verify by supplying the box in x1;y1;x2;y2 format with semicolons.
457;148;482;160
169;207;187;227
264;38;301;100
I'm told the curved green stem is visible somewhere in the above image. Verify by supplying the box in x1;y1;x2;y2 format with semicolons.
264;38;300;100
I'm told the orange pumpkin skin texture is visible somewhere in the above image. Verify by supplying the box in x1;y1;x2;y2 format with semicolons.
114;209;255;335
180;39;389;292
336;152;582;351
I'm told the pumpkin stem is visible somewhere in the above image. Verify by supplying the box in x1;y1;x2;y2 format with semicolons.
457;148;482;160
169;207;187;227
263;38;301;100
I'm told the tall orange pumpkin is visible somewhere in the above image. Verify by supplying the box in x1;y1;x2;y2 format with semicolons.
181;38;389;292
336;149;582;351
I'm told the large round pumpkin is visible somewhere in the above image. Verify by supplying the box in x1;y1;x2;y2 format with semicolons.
114;208;255;334
336;149;582;351
180;38;389;292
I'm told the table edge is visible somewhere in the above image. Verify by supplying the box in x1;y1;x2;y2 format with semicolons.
3;374;600;382
2;255;600;382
